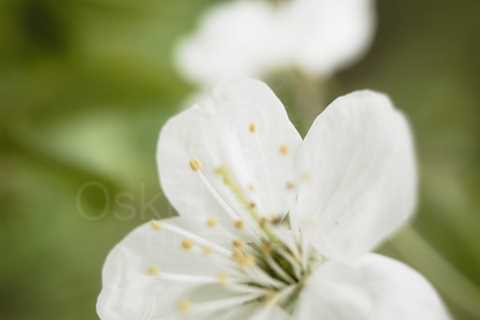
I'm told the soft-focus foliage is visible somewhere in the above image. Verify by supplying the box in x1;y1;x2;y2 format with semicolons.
0;0;479;320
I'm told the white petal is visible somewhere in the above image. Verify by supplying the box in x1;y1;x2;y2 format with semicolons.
293;91;417;260
278;0;376;76
295;254;450;320
97;217;230;320
157;79;301;231
175;1;281;85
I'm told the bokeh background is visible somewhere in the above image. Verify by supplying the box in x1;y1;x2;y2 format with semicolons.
1;0;479;319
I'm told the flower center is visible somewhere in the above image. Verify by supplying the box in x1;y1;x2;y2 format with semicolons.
229;222;317;311
147;157;322;316
211;163;320;312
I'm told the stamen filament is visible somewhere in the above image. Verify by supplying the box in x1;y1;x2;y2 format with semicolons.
265;254;296;284
155;272;221;285
195;168;260;238
191;292;265;314
159;221;231;256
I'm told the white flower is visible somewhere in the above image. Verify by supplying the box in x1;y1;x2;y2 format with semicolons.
277;0;376;76
175;0;281;85
97;79;450;319
175;0;376;85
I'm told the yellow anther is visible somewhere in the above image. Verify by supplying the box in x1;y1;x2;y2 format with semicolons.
263;290;276;304
241;255;256;268
259;217;268;228
271;215;282;225
279;144;289;155
217;272;229;286
202;245;213;256
146;265;160;276
248;202;256;209
232;239;244;249
189;159;202;171
177;300;191;314
232;247;247;265
286;181;295;190
248;123;256;133
261;242;273;255
207;217;217;228
150;220;162;230
233;219;244;230
232;246;244;258
181;239;194;250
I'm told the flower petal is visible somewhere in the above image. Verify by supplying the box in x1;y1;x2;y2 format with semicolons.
175;2;280;85
97;217;231;320
295;254;450;320
279;0;376;76
292;90;417;260
157;79;302;231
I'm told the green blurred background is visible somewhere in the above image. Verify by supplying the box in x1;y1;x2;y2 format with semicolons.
1;0;479;319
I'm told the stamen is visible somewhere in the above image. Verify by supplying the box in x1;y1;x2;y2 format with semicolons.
259;217;268;228
207;217;217;228
279;144;289;155
232;239;244;249
248;123;256;133
226;284;269;295
253;285;296;318
245;265;285;289
202;245;213;256
214;165;264;236
232;245;257;269
286;181;296;190
150;220;162;230
217;272;229;286
194;167;259;238
270;215;282;225
177;299;191;314
260;241;272;255
233;219;245;230
191;292;264;314
275;246;303;280
230;247;286;289
146;265;160;276
181;239;194;250
241;255;256;268
265;254;295;284
159;222;230;256
215;166;257;219
189;159;202;171
156;272;221;285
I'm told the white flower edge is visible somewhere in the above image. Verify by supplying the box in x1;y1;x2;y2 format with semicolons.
97;79;449;319
295;253;451;320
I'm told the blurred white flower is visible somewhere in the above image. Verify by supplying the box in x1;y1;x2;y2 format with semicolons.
277;0;376;76
175;1;281;85
175;0;376;85
97;79;450;319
